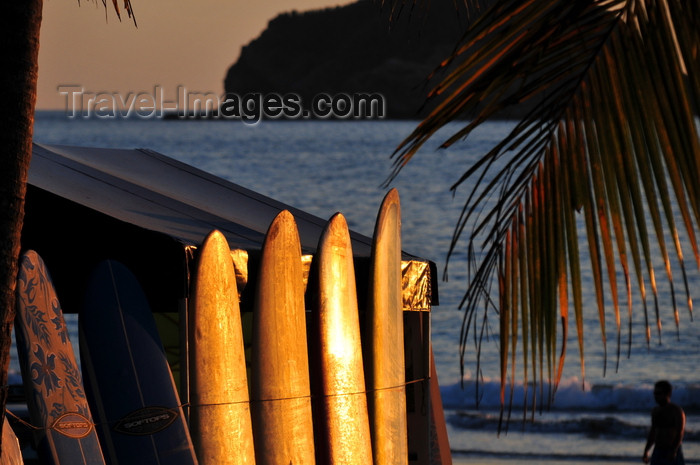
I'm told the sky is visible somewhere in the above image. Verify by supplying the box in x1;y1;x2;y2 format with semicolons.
37;0;354;109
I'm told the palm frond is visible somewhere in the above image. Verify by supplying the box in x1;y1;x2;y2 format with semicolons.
79;0;136;25
392;0;700;420
376;0;487;22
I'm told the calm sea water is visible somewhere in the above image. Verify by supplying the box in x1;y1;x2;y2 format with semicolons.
24;111;699;464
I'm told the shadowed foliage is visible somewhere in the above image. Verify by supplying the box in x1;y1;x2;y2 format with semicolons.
382;0;700;423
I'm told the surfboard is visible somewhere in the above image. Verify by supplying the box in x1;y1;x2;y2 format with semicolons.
79;259;197;465
2;416;24;465
429;347;452;465
152;312;182;394
312;212;372;464
252;210;315;465
14;250;105;465
189;230;254;465
365;188;408;465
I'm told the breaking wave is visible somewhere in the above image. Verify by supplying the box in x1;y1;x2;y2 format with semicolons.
440;377;700;413
441;377;700;441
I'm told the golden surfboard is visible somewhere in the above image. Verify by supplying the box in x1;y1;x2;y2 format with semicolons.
366;188;408;465
2;417;23;465
252;211;315;465
189;230;254;465
313;213;372;464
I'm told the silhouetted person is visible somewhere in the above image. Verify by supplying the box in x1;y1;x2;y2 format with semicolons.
643;380;686;465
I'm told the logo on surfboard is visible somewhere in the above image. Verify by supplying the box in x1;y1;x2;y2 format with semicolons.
113;407;178;435
51;413;93;438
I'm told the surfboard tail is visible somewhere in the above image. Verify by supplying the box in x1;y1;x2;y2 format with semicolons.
311;213;373;464
366;189;409;465
189;230;254;465
252;211;315;465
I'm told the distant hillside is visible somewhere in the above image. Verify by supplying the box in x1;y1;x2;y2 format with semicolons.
223;1;470;119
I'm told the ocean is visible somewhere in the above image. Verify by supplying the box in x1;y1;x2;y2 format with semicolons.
22;111;699;464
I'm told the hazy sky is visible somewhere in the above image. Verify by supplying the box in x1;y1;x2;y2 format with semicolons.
37;0;354;109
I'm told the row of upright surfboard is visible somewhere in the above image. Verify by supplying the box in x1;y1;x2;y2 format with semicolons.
8;189;431;464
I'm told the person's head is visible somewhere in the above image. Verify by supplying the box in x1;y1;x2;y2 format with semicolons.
654;380;673;405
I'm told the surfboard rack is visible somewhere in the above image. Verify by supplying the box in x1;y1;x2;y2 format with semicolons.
16;143;451;464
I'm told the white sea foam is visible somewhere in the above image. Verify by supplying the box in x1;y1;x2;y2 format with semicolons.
441;376;700;413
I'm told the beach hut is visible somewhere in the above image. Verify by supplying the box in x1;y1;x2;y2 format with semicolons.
17;142;451;464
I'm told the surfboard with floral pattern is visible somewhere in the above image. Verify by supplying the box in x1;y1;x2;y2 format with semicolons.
14;250;105;465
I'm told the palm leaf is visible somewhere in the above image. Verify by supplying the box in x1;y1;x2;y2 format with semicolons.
378;0;488;24
80;0;136;25
391;0;700;420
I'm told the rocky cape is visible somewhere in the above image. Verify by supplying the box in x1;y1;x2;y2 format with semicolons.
223;1;472;119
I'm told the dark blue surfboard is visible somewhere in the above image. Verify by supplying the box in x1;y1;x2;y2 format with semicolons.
14;250;105;465
79;260;197;465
